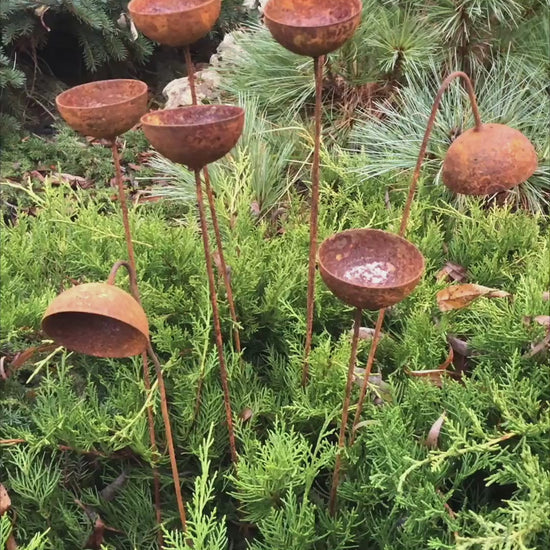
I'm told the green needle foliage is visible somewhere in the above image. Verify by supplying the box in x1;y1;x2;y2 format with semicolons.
1;136;549;547
350;55;550;212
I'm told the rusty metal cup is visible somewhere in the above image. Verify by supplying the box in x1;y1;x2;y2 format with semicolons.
141;105;244;170
55;79;148;140
318;229;425;311
41;280;149;359
128;0;221;47
263;0;363;57
442;123;538;196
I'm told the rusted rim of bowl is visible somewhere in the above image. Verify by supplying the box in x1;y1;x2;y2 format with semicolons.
264;0;362;29
56;79;148;111
318;228;425;290
128;0;217;16
140;105;244;128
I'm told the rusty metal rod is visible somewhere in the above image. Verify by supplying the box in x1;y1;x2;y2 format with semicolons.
352;72;483;435
111;144;163;540
328;307;362;516
398;71;482;236
185;45;242;354
107;260;188;535
302;55;324;386
194;168;239;465
349;310;385;446
333;72;483;514
203;167;242;353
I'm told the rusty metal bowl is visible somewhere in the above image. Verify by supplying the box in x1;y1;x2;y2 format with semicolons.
141;105;244;169
128;0;221;47
264;0;362;58
42;283;149;358
442;123;538;196
318;229;425;310
56;79;148;140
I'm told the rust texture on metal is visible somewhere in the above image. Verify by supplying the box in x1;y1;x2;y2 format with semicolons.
443;123;538;196
318;229;425;311
203;167;242;353
128;0;220;47
302;55;324;386
194;169;239;465
264;0;362;57
141;105;244;170
56;79;148;140
41;282;149;358
329;307;362;516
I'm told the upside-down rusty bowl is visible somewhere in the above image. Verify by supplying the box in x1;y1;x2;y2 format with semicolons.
128;0;221;47
318;229;425;311
42;283;149;358
264;0;362;58
442;123;538;196
56;80;148;140
141;105;244;169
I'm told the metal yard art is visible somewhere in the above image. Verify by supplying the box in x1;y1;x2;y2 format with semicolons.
263;0;363;385
128;0;242;354
324;70;538;514
42;0;541;537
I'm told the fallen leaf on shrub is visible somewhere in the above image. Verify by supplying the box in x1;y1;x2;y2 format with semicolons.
357;327;378;340
239;408;254;423
425;412;447;449
85;517;105;549
534;316;550;327
436;262;468;283
543;291;549;301
524;333;550;358
353;371;392;403
0;483;11;515
437;284;511;312
9;344;58;372
407;347;454;387
100;471;127;502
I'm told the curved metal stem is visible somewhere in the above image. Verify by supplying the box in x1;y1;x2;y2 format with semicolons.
194;168;239;465
303;54;325;386
344;72;483;500
329;307;362;516
399;71;482;237
184;45;198;106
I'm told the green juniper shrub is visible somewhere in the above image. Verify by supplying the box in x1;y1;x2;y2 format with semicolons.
1;142;549;550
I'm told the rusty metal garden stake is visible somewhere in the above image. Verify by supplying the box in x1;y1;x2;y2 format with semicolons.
194;169;239;465
55;80;164;536
184;44;242;354
263;0;363;384
302;54;324;386
141;106;245;467
328;307;362;516
326;71;538;515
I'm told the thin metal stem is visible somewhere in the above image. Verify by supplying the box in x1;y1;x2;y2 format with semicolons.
350;309;386;445
147;342;188;534
302;55;324;386
398;71;482;237
184;46;242;355
194;168;239;465
348;72;483;471
329;308;362;516
110;142;164;540
184;45;197;106
203;167;242;354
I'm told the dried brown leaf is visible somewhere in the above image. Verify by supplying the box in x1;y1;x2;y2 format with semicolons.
0;483;11;515
239;408;254;423
85;517;105;549
534;316;550;327
425;412;447;449
100;471;127;502
437;284;511;312
436;262;468;283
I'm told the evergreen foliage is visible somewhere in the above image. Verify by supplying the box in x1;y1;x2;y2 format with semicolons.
1;139;549;547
